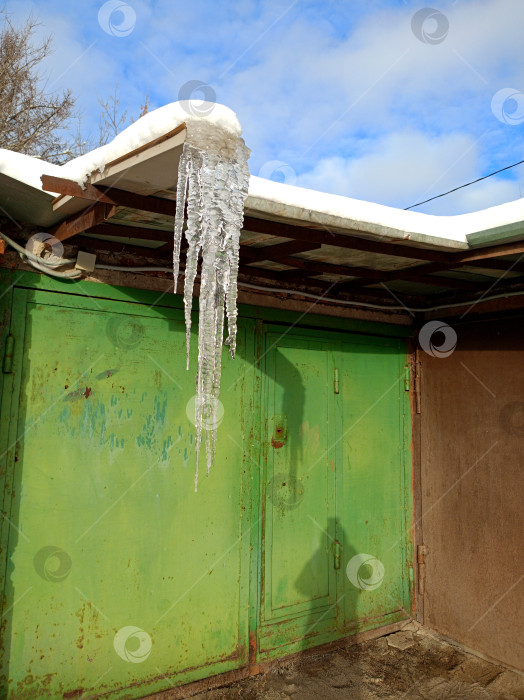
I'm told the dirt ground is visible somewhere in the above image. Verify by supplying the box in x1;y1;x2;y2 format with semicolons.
188;623;524;700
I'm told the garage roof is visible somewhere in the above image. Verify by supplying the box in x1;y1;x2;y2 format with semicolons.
1;101;524;310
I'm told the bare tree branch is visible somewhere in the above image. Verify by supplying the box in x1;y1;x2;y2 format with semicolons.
0;9;77;164
0;9;154;162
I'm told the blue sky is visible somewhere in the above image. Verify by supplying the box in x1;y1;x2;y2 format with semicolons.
6;0;524;214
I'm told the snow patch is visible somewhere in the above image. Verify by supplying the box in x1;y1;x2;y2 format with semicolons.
247;175;524;244
0;102;241;193
61;101;241;186
0;149;62;193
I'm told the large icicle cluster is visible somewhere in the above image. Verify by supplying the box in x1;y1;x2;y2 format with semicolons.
173;120;250;490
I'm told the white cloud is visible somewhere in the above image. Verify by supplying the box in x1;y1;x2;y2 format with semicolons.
297;130;474;205
422;172;524;215
296;129;524;214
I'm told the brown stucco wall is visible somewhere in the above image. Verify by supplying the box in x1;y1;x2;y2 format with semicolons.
420;314;524;671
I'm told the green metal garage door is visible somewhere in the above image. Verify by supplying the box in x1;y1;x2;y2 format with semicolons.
0;275;413;698
258;327;413;659
0;288;253;699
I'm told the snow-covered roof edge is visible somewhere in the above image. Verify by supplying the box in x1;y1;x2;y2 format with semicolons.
61;101;242;187
0;100;523;250
247;176;524;249
0;102;241;193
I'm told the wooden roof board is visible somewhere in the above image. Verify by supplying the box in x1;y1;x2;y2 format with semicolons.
51;128;186;219
81;233;167;249
294;244;423;271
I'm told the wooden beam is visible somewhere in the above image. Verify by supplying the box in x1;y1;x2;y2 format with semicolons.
42;175;453;263
458;257;524;273
51;203;116;242
274;255;381;280
72;235;173;260
243;218;524;271
238;265;305;283
43;176;115;205
240;240;321;262
384;273;487;291
238;265;421;305
340;257;524;291
274;256;487;291
72;233;317;261
454;241;524;263
259;250;479;290
42;175;177;218
41;175;524;272
88;223;173;243
242;216;453;263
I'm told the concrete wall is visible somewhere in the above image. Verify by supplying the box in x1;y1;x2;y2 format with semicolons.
420;314;524;671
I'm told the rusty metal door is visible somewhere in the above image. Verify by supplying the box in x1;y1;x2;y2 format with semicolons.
259;331;338;654
0;288;252;699
257;327;412;659
336;334;412;636
0;274;413;695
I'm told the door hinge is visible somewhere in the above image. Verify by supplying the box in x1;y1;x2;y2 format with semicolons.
417;544;427;595
403;364;410;391
2;334;14;374
333;368;339;394
414;350;422;414
333;540;341;569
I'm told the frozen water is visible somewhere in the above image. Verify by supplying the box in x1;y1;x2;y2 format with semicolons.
173;120;250;490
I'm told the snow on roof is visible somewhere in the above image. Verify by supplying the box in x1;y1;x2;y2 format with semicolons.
247;175;524;247
0;148;63;193
60;101;242;186
0;101;240;194
0;100;523;249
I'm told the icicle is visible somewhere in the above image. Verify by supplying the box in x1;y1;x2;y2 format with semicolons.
172;148;189;291
173;120;250;491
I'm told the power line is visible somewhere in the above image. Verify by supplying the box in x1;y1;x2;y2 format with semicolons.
404;158;524;211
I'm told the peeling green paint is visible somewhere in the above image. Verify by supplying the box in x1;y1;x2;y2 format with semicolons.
0;272;412;699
